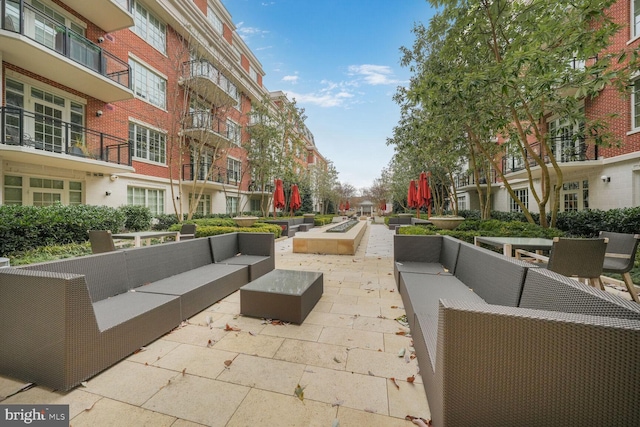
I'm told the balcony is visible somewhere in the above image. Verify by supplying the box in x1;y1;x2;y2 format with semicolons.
182;112;234;151
58;0;133;32
180;60;237;106
502;138;599;178
1;0;133;102
181;164;241;187
454;169;499;189
1;107;133;174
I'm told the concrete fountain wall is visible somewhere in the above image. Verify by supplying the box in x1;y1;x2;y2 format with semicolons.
292;220;368;255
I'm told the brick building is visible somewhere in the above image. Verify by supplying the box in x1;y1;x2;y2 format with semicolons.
455;1;640;214
0;0;327;216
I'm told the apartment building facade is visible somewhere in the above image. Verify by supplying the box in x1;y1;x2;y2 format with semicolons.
0;0;326;217
455;1;640;215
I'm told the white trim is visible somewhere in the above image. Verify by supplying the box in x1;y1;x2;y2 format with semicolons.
127;116;167;134
128;53;168;80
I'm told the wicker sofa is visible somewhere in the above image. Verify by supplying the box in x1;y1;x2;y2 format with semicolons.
0;232;274;391
394;235;640;427
264;217;314;237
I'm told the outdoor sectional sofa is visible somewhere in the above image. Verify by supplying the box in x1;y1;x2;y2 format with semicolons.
264;217;314;237
394;234;640;427
0;232;274;391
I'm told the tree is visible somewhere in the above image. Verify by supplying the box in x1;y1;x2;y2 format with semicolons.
163;26;242;221
399;0;638;227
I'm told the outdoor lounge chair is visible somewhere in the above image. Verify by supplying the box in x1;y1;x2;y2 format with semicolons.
88;230;116;254
515;237;608;288
179;223;196;240
599;231;640;303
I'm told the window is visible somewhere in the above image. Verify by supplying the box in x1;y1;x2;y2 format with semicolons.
457;195;467;211
227;120;240;145
249;66;258;83
227;158;241;183
548;113;585;162
560;180;589;212
130;59;166;108
207;5;223;34
634;0;640;39
132;0;166;53
250;198;261;212
510;188;528;213
3;175;23;205
633;78;640;130
190;193;211;215
129;122;166;163
3;175;82;206
226;196;238;215
128;187;165;216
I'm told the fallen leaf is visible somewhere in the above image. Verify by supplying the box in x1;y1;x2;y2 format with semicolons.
181;368;186;376
294;384;305;401
207;339;214;347
133;346;147;354
224;360;233;367
333;356;341;363
332;399;344;407
368;371;375;376
80;381;88;388
332;419;340;427
224;323;240;331
405;415;432;426
407;375;416;383
396;331;407;336
364;408;377;413
398;348;406;358
389;377;400;390
249;331;256;336
391;305;398;309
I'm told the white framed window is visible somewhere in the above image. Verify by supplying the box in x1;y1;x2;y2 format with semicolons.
227;120;240;145
127;186;165;216
3;175;83;206
190;193;211;215
207;5;223;34
633;78;640;130
129;122;166;164
560;180;589;212
130;59;166;109
510;188;528;213
227;158;241;183
226;196;238;215
634;0;640;40
249;66;258;83
548;113;585;162
132;0;166;53
457;195;467;211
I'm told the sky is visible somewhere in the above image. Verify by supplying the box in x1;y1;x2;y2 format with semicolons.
221;0;437;192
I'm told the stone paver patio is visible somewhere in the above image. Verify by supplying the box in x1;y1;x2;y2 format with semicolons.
0;223;431;426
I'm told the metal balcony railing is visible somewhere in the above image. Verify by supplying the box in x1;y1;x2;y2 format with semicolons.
454;169;498;188
1;107;132;166
2;0;130;89
182;59;236;99
501;137;597;174
185;111;232;140
181;164;242;185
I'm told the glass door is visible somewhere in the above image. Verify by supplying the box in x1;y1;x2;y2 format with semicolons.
34;101;64;153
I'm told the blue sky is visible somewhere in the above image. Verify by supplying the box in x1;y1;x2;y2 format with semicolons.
221;0;436;191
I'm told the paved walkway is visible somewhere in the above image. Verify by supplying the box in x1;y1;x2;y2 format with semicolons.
0;223;430;426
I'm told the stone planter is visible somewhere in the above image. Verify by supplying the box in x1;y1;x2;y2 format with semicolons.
398;213;414;218
303;214;315;218
233;216;259;227
429;216;465;230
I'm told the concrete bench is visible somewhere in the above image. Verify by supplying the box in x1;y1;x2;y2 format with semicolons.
394;234;640;426
0;232;275;391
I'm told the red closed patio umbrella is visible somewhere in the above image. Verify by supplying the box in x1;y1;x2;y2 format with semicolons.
289;184;301;216
339;202;345;212
407;180;418;210
345;200;350;211
417;172;431;218
273;179;285;217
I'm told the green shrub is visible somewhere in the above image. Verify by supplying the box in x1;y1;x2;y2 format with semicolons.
0;204;125;256
9;242;92;266
397;226;437;235
194;224;281;239
119;205;152;231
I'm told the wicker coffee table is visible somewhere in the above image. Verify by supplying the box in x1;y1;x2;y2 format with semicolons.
240;269;323;323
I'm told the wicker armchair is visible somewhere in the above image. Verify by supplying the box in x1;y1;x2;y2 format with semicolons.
599;231;640;303
179;223;196;240
88;230;116;254
516;237;608;288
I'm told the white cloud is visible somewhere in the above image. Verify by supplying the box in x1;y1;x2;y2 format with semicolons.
286;87;354;108
348;64;402;85
235;22;269;39
282;75;299;84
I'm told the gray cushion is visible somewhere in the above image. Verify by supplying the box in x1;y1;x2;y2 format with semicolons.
210;233;239;262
